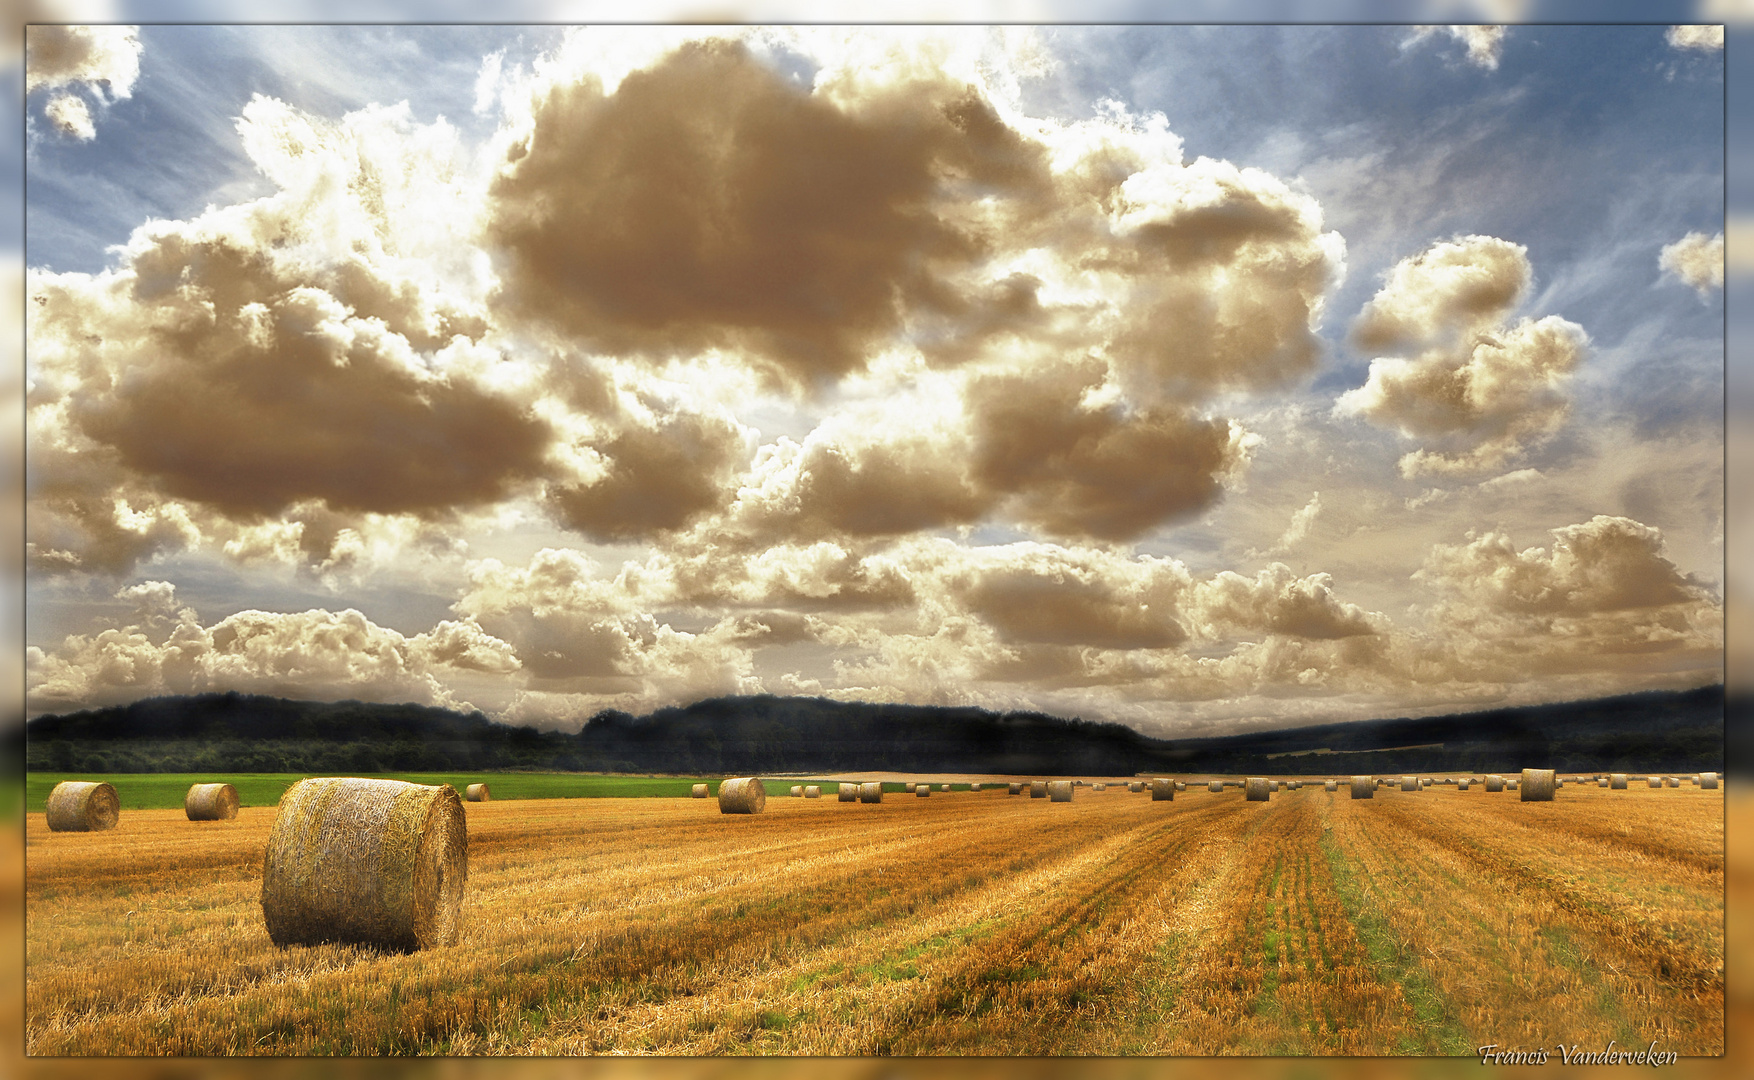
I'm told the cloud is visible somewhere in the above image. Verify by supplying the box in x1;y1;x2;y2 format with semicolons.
43;93;95;140
1336;235;1588;477
1251;491;1322;558
1667;25;1725;52
1405;26;1507;70
26;24;140;98
1191;564;1379;641
950;544;1190;650
1659;231;1724;297
26;597;515;716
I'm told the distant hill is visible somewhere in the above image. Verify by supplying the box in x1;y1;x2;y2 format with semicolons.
24;685;1723;776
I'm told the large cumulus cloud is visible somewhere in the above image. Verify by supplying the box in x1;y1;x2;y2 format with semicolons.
1336;235;1588;477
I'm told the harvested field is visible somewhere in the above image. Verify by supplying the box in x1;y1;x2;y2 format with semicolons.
23;781;1723;1055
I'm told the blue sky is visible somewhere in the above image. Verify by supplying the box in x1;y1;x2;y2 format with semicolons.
20;20;1728;736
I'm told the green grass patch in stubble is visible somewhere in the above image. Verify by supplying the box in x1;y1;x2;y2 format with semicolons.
859;917;1005;985
1318;831;1471;1055
1539;924;1642;1048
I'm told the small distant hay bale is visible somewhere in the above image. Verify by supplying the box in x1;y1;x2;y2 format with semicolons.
261;777;465;951
1506;779;1519;790
1484;775;1504;792
692;783;710;798
905;783;917;793
1647;776;1662;788
1008;782;1023;795
463;783;490;803
1701;772;1719;789
790;785;804;797
1350;776;1373;799
1030;781;1048;799
970;783;982;792
185;782;240;821
46;781;119;832
719;778;767;814
1597;777;1608;787
940;783;951;792
1245;777;1270;802
1458;779;1470;790
838;783;859;802
1093;783;1107;792
1175;781;1185;791
1151;778;1174;801
1610;773;1628;789
1324;780;1337;792
1129;781;1144;793
1207;780;1224;793
860;782;884;803
1401;776;1418;792
1267;780;1280;793
1520;768;1556;802
1048;780;1073;802
916;783;931;797
1666;776;1680;788
804;785;821;799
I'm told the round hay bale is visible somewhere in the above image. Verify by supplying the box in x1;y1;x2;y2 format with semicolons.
463;783;491;803
1666;776;1680;788
1151;778;1174;801
1048;780;1073;802
46;781;119;832
940;783;951;792
1485;775;1504;792
1520;768;1556;802
1008;782;1023;795
1401;776;1418;792
1350;776;1373;799
1647;776;1662;788
1207;780;1224;793
1610;773;1628;789
1322;780;1336;792
1245;777;1270;802
970;783;983;792
1506;779;1519;790
838;782;859;802
1129;781;1144;793
1267;780;1280;793
917;784;931;797
1701;772;1720;789
261;777;466;951
804;785;821;799
860;782;883;803
692;783;710;798
1030;781;1048;799
1175;781;1185;791
790;785;803;797
904;782;917;793
719;777;767;814
1597;777;1608;787
1458;779;1470;790
185;782;240;821
1093;783;1107;792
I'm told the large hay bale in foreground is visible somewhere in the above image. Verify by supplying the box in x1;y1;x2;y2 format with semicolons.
1030;781;1048;799
692;783;710;798
1485;775;1504;792
1610;774;1627;789
804;785;821;799
463;783;490;803
1701;772;1720;789
859;782;883;803
1207;780;1224;793
1350;776;1373;799
1401;776;1418;792
719;778;767;814
185;782;240;821
1245;777;1270;802
1008;782;1023;795
1521;768;1556;802
838;783;858;802
1151;778;1174;801
1048;780;1073;802
261;778;465;951
46;781;119;832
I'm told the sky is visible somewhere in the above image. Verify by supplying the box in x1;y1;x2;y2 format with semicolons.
21;21;1727;738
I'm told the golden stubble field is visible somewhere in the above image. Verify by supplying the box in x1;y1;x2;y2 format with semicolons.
23;781;1725;1057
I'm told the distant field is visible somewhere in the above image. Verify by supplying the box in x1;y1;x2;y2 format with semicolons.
24;782;1723;1055
23;773;960;812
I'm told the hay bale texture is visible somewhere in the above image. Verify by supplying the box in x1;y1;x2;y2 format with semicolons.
1048;780;1073;802
1130;781;1144;793
1208;780;1224;793
463;783;490;803
940;784;951;792
1246;777;1270;802
1030;781;1048;799
1151;778;1174;801
1401;776;1418;792
1610;774;1627;789
46;781;120;832
719;777;767;814
1598;777;1608;787
1325;780;1337;792
917;784;931;797
1702;772;1720;789
261;777;466;951
905;783;917;793
1350;776;1373;799
1009;782;1023;795
804;785;821;798
1520;769;1556;802
1459;780;1470;790
1486;775;1505;792
1648;776;1662;788
692;783;709;798
860;782;883;803
839;783;858;802
790;785;803;797
971;783;982;792
185;782;240;821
